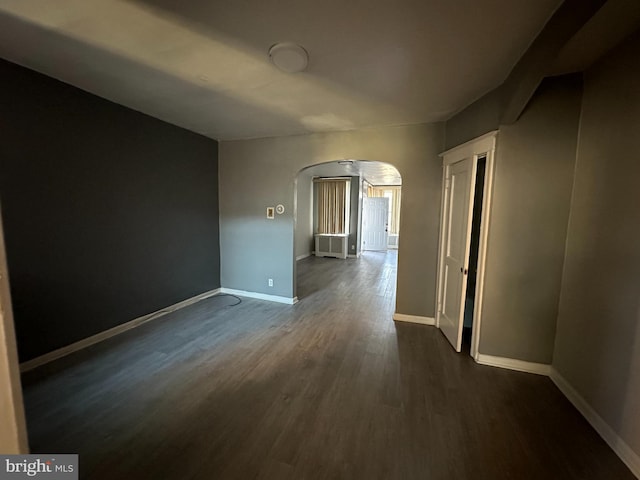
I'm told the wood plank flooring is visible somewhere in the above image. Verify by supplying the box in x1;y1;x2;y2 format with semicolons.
21;251;635;479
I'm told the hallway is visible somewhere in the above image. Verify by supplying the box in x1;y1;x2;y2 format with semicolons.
21;251;633;479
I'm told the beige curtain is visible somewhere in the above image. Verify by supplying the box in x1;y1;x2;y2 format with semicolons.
367;185;384;198
367;186;401;235
389;188;401;235
316;180;348;234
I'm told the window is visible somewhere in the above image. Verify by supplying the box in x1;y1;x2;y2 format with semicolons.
315;178;350;234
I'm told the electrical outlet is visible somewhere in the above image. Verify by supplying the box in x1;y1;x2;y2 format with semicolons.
268;278;273;287
351;244;355;250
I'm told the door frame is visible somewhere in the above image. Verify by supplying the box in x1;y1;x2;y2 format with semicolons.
0;204;29;453
436;131;497;361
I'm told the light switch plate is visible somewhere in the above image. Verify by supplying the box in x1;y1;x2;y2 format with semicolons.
266;207;275;219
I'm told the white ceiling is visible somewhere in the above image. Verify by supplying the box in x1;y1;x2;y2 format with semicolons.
302;160;402;186
0;0;562;141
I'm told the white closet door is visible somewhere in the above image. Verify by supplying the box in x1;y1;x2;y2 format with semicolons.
438;156;476;352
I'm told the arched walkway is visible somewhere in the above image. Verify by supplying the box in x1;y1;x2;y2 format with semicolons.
293;160;402;300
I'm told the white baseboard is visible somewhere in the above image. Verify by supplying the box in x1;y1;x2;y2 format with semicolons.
393;313;436;326
550;369;640;478
20;288;222;372
474;356;639;476
476;354;551;376
296;253;311;261
219;288;298;305
347;253;361;259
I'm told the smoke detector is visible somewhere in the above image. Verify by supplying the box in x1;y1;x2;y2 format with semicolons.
269;43;309;73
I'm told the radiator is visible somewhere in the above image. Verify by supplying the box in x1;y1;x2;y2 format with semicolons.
314;234;348;259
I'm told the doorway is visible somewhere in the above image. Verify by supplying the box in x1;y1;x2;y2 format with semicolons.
293;160;402;300
462;157;486;352
435;132;497;360
362;196;389;251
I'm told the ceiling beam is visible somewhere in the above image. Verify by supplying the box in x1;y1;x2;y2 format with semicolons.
500;0;607;124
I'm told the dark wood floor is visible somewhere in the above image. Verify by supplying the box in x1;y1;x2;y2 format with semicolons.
22;251;634;479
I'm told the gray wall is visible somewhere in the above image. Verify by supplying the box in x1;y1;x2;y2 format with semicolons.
478;75;582;363
295;172;313;259
0;59;220;362
444;87;502;150
219;123;444;313
553;31;640;457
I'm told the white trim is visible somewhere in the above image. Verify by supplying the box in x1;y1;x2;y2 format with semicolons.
219;288;298;305
20;288;222;372
435;163;447;329
473;356;640;476
550;369;640;478
470;143;497;360
440;130;498;161
393;313;436;326
476;354;551;376
347;253;362;258
436;131;498;357
0;207;29;452
296;253;311;261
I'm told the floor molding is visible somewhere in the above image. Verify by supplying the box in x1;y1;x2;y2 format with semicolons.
475;355;639;477
20;288;222;373
393;313;435;326
550;369;640;478
296;253;312;261
476;354;551;376
219;288;298;305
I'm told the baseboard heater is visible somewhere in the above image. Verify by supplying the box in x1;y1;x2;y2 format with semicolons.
314;233;348;259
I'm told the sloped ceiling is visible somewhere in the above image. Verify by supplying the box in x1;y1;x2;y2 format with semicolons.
550;0;640;75
0;0;562;140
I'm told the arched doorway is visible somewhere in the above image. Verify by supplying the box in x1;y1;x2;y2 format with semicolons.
293;160;402;300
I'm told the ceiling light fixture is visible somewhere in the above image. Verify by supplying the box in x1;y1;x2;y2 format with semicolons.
269;42;309;73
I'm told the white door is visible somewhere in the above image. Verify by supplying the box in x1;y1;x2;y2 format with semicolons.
438;157;477;352
362;197;389;251
0;207;29;452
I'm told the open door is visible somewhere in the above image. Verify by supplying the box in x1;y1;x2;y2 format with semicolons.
362;197;389;251
436;131;497;358
437;157;477;352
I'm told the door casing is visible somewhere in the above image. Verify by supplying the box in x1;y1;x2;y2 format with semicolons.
436;131;497;360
